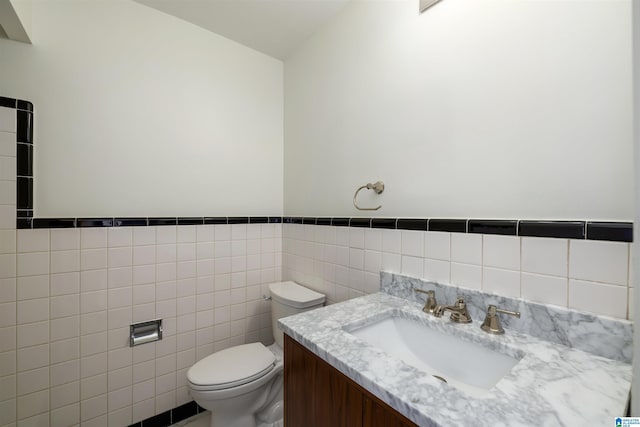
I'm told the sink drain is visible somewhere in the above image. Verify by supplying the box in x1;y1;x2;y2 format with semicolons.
432;375;447;383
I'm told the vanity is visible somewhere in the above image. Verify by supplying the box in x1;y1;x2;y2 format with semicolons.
279;272;632;426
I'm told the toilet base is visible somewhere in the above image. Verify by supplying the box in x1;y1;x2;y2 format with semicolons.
256;399;283;426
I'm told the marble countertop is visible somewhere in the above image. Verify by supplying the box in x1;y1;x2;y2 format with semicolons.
279;292;632;427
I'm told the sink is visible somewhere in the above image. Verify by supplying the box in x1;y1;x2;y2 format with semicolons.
346;315;521;398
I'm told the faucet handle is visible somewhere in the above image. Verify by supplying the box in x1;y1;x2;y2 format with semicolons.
481;305;521;335
414;289;438;314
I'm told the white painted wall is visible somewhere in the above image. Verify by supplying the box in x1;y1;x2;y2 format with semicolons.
0;0;283;217
284;0;633;220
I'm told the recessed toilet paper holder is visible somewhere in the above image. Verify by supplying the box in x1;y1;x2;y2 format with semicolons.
130;319;163;347
353;181;385;211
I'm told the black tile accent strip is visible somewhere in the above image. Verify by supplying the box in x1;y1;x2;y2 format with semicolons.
114;217;148;227
468;220;517;236
249;216;269;224
140;410;171;427
32;218;76;228
518;220;585;239
77;218;114;227
397;218;427;231
316;217;332;226
128;401;204;427
372;218;397;229
350;218;371;228
16;209;32;218
227;216;249;224
302;217;317;224
204;217;227;224
16;110;32;144
17;143;32;176
16;177;32;209
587;222;633;242
285;217;303;224
171;401;199;423
177;217;204;225
331;217;349;227
16;100;33;112
16;218;32;229
428;219;467;233
148;217;177;226
0;96;16;108
268;216;282;223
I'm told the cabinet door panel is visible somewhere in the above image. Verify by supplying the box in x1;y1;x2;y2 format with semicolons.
363;396;414;427
284;334;363;427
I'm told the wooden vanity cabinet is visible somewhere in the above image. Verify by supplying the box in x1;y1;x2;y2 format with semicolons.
284;334;417;427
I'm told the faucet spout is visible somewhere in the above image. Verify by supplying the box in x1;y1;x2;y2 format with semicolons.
434;297;472;324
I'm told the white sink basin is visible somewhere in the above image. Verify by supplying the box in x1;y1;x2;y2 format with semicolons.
347;315;521;398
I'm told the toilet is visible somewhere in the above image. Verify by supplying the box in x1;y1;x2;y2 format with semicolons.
187;281;325;427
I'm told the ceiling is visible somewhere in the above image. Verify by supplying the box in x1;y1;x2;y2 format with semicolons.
134;0;352;60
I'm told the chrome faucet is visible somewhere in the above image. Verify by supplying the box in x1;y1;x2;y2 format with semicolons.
434;297;472;323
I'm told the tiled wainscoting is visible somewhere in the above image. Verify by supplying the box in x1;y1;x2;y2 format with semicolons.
0;222;281;426
282;223;633;320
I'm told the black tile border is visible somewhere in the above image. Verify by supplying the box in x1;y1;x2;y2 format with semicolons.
227;216;249;224
278;217;632;242
32;218;76;228
587;222;633;242
372;218;397;229
0;96;16;108
468;220;518;236
16;110;33;144
77;218;114;228
16;213;632;242
429;219;467;233
397;218;427;231
349;217;371;228
4;97;634;242
316;217;332;226
204;217;227;225
115;217;148;227
331;217;349;227
127;400;203;427
16;100;33;112
518;220;585;239
177;217;204;225
148;217;177;226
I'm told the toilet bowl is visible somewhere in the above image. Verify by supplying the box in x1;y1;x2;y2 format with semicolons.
187;281;325;427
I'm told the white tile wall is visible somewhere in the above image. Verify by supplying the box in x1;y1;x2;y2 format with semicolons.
0;223;281;426
0;110;17;427
0;214;633;426
521;237;568;277
282;224;631;322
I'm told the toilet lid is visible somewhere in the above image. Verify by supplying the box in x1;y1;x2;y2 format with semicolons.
187;343;276;390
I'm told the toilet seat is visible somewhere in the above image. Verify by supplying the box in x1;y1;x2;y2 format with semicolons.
187;343;276;391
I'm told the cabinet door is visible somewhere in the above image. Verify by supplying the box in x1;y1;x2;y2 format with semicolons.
284;334;363;427
363;396;415;427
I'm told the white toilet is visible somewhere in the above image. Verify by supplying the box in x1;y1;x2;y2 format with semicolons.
187;281;325;427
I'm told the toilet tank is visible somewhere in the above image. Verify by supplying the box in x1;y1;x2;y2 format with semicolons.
269;281;325;348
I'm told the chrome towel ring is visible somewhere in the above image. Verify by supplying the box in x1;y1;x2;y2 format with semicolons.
353;181;384;211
